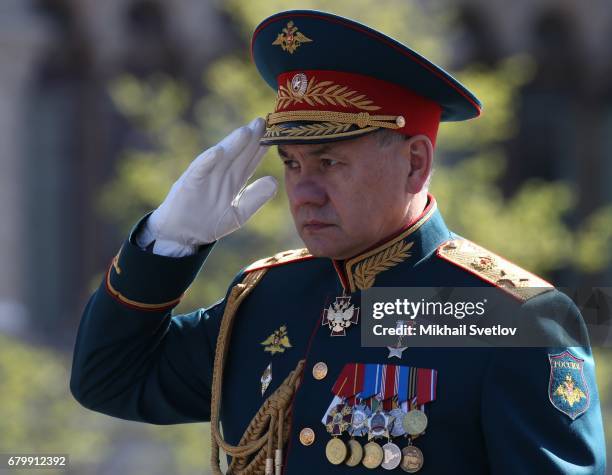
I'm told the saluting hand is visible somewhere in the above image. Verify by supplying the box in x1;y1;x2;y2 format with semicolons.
147;117;277;251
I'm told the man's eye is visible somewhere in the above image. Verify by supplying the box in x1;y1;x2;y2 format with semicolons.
321;158;340;168
283;160;300;170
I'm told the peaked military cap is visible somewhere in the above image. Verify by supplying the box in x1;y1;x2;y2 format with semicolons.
251;10;483;145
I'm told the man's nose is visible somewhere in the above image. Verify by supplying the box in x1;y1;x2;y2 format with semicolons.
288;178;328;208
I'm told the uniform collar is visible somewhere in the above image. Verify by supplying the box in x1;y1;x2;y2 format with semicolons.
332;194;451;293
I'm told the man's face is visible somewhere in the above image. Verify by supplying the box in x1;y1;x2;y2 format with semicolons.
278;132;413;260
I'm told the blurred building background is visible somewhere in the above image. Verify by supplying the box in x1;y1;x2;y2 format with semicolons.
0;0;235;344
0;0;611;473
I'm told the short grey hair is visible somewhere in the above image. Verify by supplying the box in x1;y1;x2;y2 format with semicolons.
372;128;434;190
373;128;409;148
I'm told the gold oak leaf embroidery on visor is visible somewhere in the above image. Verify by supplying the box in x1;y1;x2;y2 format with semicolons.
271;21;313;54
276;76;381;111
266;121;354;138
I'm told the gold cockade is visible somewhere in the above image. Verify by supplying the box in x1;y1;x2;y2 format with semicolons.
276;76;381;111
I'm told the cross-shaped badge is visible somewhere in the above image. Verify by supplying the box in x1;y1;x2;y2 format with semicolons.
323;296;360;336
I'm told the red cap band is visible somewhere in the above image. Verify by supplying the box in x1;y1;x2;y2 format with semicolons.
276;69;442;145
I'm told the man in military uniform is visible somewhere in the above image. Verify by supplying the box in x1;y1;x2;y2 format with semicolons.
70;10;606;474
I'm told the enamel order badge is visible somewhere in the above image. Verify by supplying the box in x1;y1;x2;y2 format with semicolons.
548;350;590;420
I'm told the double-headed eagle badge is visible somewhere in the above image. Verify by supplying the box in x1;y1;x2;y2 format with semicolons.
323;296;360;336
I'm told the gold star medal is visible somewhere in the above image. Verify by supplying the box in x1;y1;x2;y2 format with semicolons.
387;319;409;359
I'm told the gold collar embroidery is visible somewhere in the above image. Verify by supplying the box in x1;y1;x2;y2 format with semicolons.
340;202;437;293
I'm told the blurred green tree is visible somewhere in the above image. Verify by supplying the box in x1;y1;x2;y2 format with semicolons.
0;334;219;475
0;336;109;474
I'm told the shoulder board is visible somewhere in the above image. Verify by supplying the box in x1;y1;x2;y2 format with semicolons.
436;239;554;302
244;248;314;273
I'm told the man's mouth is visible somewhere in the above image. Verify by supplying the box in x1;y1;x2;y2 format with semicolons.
302;220;334;231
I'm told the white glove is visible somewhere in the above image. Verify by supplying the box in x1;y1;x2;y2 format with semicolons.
140;117;277;257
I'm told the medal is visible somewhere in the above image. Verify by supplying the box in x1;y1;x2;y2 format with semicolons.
348;404;371;437
387;320;409;359
322;364;364;427
402;409;428;436
367;410;392;440
320;363;435;474
325;437;347;465
381;442;402;470
387;345;408;359
325;403;353;436
345;439;363;467
389;408;407;437
400;444;424;473
362;441;384;469
324;403;351;466
260;362;272;396
322;296;359;336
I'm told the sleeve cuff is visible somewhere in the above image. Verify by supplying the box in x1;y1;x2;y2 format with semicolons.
104;214;215;312
133;212;198;257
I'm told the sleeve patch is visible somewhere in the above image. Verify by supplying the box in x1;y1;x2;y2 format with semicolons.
548;350;590;420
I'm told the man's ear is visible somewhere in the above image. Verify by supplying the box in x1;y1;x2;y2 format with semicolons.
403;134;433;193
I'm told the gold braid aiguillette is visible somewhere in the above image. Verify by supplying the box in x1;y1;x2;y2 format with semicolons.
210;269;306;475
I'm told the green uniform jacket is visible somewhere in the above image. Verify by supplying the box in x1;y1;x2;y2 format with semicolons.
71;198;606;474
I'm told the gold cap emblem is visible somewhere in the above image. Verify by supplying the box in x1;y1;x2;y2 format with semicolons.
272;21;313;54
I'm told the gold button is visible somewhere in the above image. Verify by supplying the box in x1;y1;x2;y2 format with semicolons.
396;115;406;128
299;427;315;446
312;362;328;380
